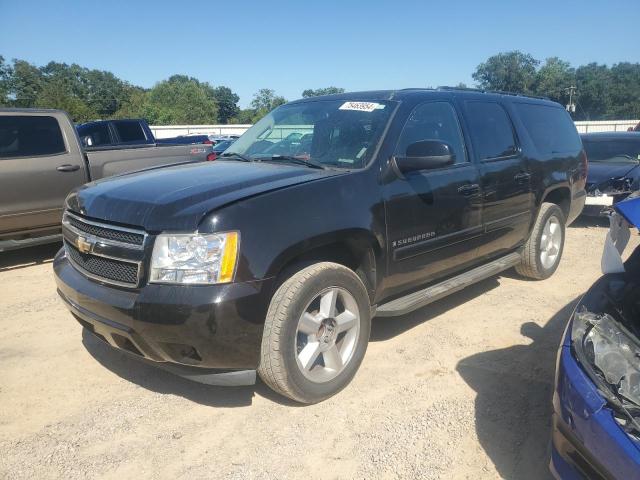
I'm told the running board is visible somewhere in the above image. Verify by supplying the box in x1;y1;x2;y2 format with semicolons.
0;234;62;252
375;252;521;317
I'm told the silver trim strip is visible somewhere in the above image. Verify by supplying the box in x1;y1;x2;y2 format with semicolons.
63;211;147;250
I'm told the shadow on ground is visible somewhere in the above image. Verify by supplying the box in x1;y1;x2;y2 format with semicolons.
82;328;301;408
370;276;501;341
82;274;505;408
570;215;609;229
457;297;580;480
0;242;61;272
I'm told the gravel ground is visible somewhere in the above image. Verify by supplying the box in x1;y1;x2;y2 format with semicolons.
1;217;635;480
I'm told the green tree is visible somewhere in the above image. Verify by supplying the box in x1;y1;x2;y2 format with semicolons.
251;88;286;112
113;86;147;119
212;86;240;123
533;57;575;105
607;62;640;119
10;59;44;107
0;56;11;106
229;108;258;124
472;51;540;94
574;63;612;120
34;78;95;121
301;86;345;98
142;75;218;124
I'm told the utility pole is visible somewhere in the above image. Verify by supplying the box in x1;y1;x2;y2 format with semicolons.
565;86;577;114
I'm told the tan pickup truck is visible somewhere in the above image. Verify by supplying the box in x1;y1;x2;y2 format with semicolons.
0;109;215;251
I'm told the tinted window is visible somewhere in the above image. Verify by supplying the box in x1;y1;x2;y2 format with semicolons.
0;116;66;158
395;102;467;164
514;103;581;155
77;122;112;146
583;138;640;163
465;102;517;160
113;121;146;143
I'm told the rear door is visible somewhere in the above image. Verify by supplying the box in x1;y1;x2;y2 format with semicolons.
384;100;483;296
461;100;531;257
0;113;87;235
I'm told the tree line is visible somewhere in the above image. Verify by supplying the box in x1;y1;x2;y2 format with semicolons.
471;51;640;120
1;52;638;124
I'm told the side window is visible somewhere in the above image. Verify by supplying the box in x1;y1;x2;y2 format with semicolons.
465;102;518;160
0;116;66;158
395;102;467;164
113;121;146;143
513;102;581;155
77;123;112;147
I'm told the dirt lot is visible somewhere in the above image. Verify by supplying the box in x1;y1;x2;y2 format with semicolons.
1;217;635;480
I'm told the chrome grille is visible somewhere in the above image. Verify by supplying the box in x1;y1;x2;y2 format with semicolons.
62;211;146;288
64;240;139;286
66;215;144;246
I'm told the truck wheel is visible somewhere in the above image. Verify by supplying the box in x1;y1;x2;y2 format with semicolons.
258;262;371;404
516;202;566;280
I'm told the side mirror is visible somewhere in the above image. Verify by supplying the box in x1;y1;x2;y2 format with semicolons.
81;135;93;147
392;140;455;177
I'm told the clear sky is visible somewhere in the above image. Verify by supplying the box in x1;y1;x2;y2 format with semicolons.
1;0;638;107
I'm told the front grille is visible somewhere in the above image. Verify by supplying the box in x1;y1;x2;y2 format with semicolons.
65;240;139;286
66;215;144;246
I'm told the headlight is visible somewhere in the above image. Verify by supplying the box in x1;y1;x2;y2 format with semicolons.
571;307;640;406
150;231;239;285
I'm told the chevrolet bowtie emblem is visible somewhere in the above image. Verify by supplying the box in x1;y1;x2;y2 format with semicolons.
75;236;93;254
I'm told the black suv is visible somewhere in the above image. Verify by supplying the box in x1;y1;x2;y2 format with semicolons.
54;89;587;403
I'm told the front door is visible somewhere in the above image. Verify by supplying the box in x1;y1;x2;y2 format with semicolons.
461;100;531;257
384;101;483;298
0;114;86;235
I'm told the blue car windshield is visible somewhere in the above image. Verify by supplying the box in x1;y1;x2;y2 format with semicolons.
223;99;395;169
583;138;640;163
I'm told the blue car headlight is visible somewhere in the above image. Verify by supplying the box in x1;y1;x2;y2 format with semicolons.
571;307;640;406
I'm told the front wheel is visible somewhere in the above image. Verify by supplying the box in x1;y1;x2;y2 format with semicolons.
257;262;371;404
516;202;566;280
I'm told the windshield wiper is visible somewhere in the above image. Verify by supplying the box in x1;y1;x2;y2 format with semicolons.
220;152;254;162
259;155;326;170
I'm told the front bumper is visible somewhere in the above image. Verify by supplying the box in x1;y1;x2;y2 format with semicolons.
54;248;274;371
550;324;640;479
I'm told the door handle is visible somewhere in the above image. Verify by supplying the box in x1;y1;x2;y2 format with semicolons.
457;183;480;196
514;172;531;183
56;164;80;172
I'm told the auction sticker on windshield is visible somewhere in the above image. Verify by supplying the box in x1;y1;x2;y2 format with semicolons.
339;101;385;112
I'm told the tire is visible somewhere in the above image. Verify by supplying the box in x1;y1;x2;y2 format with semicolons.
516;202;566;280
258;262;371;404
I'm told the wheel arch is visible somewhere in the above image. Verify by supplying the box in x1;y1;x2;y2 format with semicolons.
540;185;572;221
266;229;382;303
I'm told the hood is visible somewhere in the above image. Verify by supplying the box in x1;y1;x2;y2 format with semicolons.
587;161;640;188
66;160;344;231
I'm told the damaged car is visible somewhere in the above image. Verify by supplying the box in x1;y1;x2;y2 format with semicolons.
551;194;640;479
582;132;640;216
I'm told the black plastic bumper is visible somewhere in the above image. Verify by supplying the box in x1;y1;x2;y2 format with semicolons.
54;248;273;370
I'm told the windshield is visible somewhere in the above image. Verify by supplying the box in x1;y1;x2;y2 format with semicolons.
223;99;395;169
583;138;640;163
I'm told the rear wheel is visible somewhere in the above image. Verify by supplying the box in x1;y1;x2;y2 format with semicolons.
516;202;566;280
258;262;371;404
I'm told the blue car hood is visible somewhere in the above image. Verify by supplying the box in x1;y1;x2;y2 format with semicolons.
615;195;640;228
588;161;640;187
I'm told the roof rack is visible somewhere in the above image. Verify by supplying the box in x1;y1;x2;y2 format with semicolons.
436;86;549;101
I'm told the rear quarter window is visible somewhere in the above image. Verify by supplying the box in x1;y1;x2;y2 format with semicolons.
464;102;518;160
0;115;66;158
513;102;581;155
113;120;146;143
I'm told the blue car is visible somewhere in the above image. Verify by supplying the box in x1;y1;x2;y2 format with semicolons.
582;132;640;216
551;195;640;479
